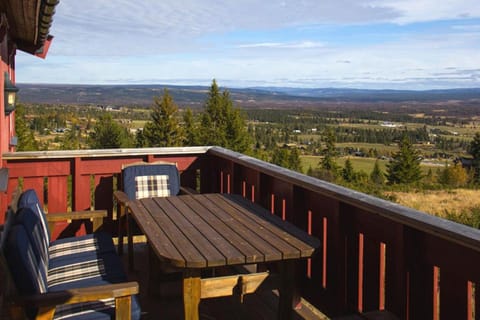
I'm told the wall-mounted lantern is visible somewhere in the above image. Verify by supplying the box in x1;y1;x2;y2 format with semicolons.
4;73;19;115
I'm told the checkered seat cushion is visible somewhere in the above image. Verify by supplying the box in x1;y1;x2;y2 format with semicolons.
122;162;180;200
17;189;117;261
135;174;171;199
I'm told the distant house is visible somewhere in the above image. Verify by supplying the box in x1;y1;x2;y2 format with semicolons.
381;121;399;128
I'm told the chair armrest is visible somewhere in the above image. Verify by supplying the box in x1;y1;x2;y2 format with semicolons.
114;190;130;207
21;281;139;307
45;210;107;222
45;210;107;235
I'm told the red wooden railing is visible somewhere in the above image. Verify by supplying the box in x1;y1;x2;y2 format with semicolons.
3;146;480;319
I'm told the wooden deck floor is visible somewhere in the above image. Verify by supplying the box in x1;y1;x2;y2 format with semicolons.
123;241;328;320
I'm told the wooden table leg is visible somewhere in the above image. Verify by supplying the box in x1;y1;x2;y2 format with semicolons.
278;260;295;320
183;269;201;320
127;208;134;271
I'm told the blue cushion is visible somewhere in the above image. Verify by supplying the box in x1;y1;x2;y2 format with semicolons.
122;163;180;199
4;224;48;295
15;207;50;271
47;252;128;291
49;232;117;263
17;188;50;242
17;191;117;263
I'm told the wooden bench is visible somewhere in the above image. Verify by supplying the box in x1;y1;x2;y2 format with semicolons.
0;189;141;320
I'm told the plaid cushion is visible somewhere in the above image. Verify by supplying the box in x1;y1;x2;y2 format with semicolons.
49;237;100;259
135;175;170;199
48;259;107;288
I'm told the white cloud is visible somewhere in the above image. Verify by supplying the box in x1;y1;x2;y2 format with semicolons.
369;0;480;24
15;0;480;89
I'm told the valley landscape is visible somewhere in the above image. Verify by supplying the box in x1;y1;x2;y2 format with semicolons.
17;83;480;223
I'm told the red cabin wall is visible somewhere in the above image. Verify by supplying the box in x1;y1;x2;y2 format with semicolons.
0;14;16;167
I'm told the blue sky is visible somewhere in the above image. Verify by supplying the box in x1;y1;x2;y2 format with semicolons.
15;0;480;89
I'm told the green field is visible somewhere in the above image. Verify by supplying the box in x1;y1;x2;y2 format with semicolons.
301;155;445;175
301;155;388;173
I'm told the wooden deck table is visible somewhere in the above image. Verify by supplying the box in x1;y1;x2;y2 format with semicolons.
127;193;320;320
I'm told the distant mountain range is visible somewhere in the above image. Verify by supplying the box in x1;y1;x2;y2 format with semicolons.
17;83;480;108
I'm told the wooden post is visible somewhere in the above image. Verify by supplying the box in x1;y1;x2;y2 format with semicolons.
278;260;295;320
183;269;202;320
115;296;132;320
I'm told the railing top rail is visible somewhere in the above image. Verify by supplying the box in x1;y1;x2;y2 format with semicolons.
2;146;212;160
208;146;480;252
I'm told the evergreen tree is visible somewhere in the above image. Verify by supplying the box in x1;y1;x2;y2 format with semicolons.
143;89;184;147
198;80;251;153
271;147;302;172
342;158;355;182
386;134;422;184
199;80;226;147
319;128;339;174
89;113;133;149
60;128;80;150
135;129;148;148
15;103;39;151
370;159;384;184
271;148;289;168
183;108;198;146
288;148;302;172
468;132;480;182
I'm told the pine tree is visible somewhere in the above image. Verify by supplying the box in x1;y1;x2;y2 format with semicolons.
386;134;422;184
15;103;39;151
370;159;384;184
342;158;355;182
271;147;302;172
319;128;339;173
198;80;251;153
468;132;480;182
288;148;302;172
135;129;148;148
271;148;289;168
183;108;198;146
89;113;132;149
143;89;184;147
199;80;226;147
60;128;80;150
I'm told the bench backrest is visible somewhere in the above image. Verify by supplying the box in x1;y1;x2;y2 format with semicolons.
17;189;50;242
1;206;47;319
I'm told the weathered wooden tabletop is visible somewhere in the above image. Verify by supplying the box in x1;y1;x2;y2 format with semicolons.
128;193;320;269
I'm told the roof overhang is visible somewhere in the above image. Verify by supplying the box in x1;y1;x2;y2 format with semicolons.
0;0;59;58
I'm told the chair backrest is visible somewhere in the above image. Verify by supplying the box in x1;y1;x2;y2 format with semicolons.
17;189;50;243
4;223;48;295
121;162;180;200
14;207;50;274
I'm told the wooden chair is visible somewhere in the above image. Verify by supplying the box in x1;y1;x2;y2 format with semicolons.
0;190;141;320
114;162;185;270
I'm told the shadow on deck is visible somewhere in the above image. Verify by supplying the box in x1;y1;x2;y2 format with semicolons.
123;241;328;320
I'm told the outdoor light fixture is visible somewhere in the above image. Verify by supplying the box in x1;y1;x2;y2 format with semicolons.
4;73;19;115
